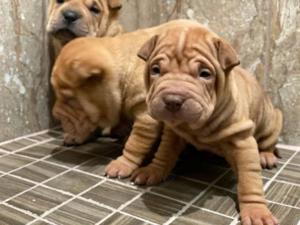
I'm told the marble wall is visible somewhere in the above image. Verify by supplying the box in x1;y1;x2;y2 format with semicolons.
120;0;300;145
0;0;50;142
0;0;299;145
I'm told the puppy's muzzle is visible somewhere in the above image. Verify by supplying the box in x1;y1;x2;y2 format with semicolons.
62;10;81;24
163;94;186;113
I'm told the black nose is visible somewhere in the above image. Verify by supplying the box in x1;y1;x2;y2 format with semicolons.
163;94;185;113
63;10;80;23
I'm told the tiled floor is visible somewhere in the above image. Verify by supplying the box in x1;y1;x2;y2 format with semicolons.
0;130;299;225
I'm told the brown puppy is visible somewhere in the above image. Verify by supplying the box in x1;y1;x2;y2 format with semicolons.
51;20;200;178
47;0;123;55
137;26;282;225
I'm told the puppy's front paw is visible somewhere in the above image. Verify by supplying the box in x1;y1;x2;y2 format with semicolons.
105;156;138;178
240;204;278;225
131;165;168;186
260;152;278;169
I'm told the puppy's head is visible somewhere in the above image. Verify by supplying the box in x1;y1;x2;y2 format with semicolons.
51;37;121;128
47;0;122;43
138;26;240;128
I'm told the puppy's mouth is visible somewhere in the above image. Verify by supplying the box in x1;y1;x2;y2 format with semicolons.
52;29;77;43
148;94;203;125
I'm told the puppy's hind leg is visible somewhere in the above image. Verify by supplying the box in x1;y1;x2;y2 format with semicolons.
257;109;283;169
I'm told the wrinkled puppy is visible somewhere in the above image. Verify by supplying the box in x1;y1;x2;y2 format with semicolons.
47;0;123;55
51;19;201;178
137;26;282;225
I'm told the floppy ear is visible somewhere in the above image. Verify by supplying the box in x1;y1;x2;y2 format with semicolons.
137;35;159;61
214;38;240;73
108;0;122;10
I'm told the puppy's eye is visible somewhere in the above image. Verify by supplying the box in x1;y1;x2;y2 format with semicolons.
56;0;64;4
90;4;100;14
198;68;212;79
150;64;161;76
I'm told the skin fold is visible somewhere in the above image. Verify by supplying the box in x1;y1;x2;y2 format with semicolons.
136;26;282;225
51;19;201;180
47;0;123;56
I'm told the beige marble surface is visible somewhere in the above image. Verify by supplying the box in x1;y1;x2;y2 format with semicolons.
0;0;299;145
0;0;50;142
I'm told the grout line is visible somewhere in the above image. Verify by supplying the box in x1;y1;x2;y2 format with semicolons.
212;183;300;210
2;162;157;225
186;204;236;219
119;211;160;225
212;184;236;194
0;141;71;180
1;156;97;205
267;200;300;210
0;129;54;146
163;169;231;225
1;129;299;224
23;137;40;143
97;210;160;225
267;178;300;188
229;217;239;225
26;179;107;225
287;162;300;168
95;212;117;225
7;173;74;197
3;146;300;220
146;190;189;204
0;148;9;154
180;176;300;210
5;170;237;223
26;131;63;143
5;162;300;224
5;152;74;171
263;150;299;191
1;148;140;192
276;144;300;152
95;185;157;225
2;202;59;225
174;174;211;186
147;188;235;219
6;173;113;211
6;171;158;225
229;150;299;225
0;138;55;160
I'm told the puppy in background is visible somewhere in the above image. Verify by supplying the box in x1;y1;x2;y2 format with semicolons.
51;19;200;179
47;0;123;55
137;26;282;225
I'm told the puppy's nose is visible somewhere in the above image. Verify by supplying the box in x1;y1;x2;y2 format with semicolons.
163;94;185;113
63;10;80;23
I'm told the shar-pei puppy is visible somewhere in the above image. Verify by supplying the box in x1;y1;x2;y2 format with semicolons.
51;19;200;179
136;26;282;225
47;0;123;55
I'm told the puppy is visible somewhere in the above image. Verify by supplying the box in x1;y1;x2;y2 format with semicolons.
47;0;123;55
51;19;200;178
137;26;282;225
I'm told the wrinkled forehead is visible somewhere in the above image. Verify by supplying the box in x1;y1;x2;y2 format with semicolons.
156;27;218;61
59;0;102;8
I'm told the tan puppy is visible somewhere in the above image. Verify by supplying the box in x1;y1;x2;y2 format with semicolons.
51;19;201;178
47;0;123;55
137;26;282;225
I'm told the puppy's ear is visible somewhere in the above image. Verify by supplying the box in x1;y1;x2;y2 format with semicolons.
214;38;240;73
138;35;159;61
108;0;122;10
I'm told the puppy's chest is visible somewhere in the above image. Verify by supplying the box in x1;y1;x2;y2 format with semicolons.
171;126;225;156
